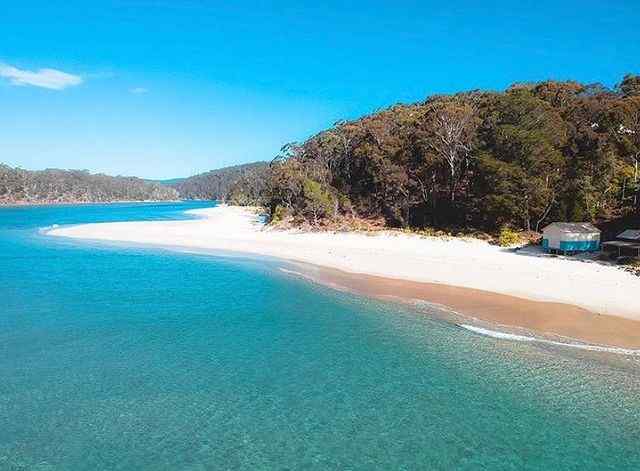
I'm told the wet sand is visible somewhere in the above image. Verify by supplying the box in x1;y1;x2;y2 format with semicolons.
291;262;640;350
47;205;640;351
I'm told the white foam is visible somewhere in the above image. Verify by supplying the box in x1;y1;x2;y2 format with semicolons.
277;273;640;357
39;224;59;234
278;267;350;292
459;324;640;356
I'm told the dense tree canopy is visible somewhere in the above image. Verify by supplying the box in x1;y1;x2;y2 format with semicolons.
0;165;178;204
265;75;640;232
170;162;268;203
5;74;640;230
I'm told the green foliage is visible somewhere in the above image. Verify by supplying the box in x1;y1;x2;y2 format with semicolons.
0;164;178;204
257;75;640;233
302;178;335;222
171;162;269;203
271;205;288;223
619;74;640;97
337;193;353;214
498;226;524;247
474;153;527;228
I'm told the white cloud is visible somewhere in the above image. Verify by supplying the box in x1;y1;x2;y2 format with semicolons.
0;63;83;90
129;87;148;94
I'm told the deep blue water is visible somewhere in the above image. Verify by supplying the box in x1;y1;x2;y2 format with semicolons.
1;202;639;470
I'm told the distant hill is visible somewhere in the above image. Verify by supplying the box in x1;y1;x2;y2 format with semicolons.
0;164;179;205
146;177;187;186
170;162;269;203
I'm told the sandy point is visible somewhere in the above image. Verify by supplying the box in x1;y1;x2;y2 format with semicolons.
48;205;640;350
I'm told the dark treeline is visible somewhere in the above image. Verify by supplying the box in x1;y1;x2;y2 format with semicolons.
265;74;640;232
0;165;178;204
171;162;269;203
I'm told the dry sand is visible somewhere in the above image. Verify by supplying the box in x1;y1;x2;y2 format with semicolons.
48;205;640;349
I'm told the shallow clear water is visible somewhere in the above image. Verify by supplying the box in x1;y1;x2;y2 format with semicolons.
1;202;639;470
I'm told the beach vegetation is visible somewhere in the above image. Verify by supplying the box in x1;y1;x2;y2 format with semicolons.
302;178;336;223
498;226;524;247
270;205;288;223
261;75;640;234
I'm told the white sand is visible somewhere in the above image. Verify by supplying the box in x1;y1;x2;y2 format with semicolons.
48;205;640;321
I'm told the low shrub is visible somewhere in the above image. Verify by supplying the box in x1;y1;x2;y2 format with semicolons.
498;226;524;247
270;205;288;223
302;179;335;223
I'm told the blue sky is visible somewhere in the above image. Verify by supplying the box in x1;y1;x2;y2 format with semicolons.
1;1;639;179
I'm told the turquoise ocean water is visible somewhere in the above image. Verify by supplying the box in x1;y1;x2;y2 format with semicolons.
1;202;639;470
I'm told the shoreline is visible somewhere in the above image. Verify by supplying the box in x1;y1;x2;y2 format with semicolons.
0;199;184;208
283;262;640;351
46;205;640;350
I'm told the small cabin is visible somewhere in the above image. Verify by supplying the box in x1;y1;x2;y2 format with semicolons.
542;222;601;254
601;230;640;257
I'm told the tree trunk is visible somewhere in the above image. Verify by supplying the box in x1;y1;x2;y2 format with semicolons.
634;155;639;209
449;161;456;203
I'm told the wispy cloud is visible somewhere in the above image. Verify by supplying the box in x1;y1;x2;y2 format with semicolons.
0;63;83;90
129;87;148;94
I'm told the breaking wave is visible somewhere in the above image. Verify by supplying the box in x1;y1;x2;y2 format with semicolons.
459;324;640;356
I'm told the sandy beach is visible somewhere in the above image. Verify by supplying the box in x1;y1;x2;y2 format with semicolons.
48;205;640;349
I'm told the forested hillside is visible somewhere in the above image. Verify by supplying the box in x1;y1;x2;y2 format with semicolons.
171;162;268;203
265;74;640;232
0;165;178;204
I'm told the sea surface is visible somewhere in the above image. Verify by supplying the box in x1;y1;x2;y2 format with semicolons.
1;202;639;470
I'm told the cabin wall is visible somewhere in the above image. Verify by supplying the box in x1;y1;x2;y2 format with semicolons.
542;229;600;252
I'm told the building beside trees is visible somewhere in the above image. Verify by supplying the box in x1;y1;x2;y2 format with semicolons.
542;223;601;254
